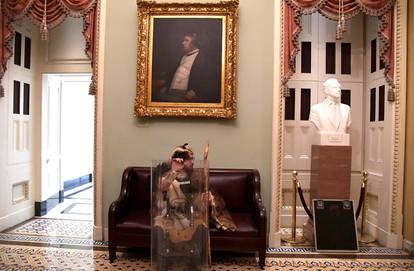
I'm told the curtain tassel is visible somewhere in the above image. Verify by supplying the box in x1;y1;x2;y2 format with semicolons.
40;0;48;41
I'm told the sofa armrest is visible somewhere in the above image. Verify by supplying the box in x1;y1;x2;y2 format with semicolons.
250;170;267;237
108;167;135;231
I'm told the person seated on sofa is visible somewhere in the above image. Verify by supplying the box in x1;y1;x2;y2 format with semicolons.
153;143;236;232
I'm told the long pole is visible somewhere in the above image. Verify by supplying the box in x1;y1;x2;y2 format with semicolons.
203;143;211;266
359;171;375;243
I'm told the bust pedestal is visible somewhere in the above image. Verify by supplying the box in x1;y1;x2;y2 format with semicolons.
303;144;352;243
316;133;350;146
310;145;351;200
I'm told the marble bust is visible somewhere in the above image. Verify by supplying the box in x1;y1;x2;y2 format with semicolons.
309;78;351;134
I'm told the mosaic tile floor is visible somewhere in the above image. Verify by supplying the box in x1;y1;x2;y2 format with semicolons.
0;244;413;270
7;218;92;239
0;219;413;270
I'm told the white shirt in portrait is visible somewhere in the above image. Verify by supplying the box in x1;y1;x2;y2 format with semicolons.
170;49;199;90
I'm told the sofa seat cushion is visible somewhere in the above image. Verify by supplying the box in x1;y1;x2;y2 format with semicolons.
116;210;150;234
210;213;257;237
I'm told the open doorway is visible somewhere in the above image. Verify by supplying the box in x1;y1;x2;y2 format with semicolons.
40;73;94;221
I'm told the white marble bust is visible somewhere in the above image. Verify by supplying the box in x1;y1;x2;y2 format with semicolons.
309;78;351;134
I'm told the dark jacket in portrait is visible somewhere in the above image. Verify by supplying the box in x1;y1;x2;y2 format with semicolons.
152;51;222;103
186;51;221;103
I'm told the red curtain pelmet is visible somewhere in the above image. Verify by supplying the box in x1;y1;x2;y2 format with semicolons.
0;0;97;97
283;0;396;98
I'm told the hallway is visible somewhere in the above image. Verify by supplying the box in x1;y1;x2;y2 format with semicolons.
43;183;93;221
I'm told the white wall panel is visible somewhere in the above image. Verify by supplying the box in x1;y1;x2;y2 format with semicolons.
47;18;89;64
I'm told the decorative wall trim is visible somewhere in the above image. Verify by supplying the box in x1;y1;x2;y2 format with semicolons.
403;239;414;254
390;0;407;236
93;0;105;242
0;205;33;232
277;0;284;234
103;227;108;242
34;190;64;216
269;0;284;247
93;225;103;241
44;58;92;65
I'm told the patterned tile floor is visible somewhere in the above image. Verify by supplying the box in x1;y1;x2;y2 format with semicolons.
0;244;413;270
7;218;92;239
0;219;413;270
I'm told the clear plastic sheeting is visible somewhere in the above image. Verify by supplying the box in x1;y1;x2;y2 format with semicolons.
151;160;209;271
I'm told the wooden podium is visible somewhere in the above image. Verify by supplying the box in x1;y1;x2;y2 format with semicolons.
303;145;352;243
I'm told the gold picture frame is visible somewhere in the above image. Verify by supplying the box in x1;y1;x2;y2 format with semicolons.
135;0;238;118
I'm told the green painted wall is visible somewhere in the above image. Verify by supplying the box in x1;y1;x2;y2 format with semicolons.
102;0;275;226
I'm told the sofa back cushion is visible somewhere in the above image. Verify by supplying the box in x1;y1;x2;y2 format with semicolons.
129;167;151;210
127;167;255;213
209;169;253;212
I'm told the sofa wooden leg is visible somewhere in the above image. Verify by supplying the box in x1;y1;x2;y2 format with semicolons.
258;249;265;269
109;243;117;263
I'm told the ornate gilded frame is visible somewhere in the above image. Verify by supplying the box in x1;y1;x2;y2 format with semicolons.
135;1;238;118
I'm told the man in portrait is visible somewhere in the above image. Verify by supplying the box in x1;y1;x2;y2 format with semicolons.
151;19;222;104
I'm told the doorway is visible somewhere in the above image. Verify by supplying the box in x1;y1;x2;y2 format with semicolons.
40;73;94;221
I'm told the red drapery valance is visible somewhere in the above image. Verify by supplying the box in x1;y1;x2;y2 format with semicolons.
0;0;98;97
283;0;396;100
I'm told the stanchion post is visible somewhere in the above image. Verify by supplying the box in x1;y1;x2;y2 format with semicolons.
282;170;304;244
359;170;376;244
291;170;298;240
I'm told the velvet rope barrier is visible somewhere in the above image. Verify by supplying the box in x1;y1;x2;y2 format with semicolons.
296;180;313;221
355;176;367;220
296;174;367;221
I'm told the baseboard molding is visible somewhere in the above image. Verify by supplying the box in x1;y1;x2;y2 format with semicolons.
103;227;108;242
35;190;64;216
356;219;404;249
268;230;281;247
403;239;414;254
0;205;34;232
93;225;103;241
64;174;92;191
377;225;403;248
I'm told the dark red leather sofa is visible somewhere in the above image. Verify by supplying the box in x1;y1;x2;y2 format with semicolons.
108;167;267;268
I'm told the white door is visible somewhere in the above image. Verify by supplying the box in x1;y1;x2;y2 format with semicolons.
41;75;62;201
283;80;318;170
60;75;94;190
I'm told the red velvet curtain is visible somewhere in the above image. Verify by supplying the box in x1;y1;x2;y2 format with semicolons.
379;9;394;98
283;0;396;99
0;0;97;97
0;12;13;97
